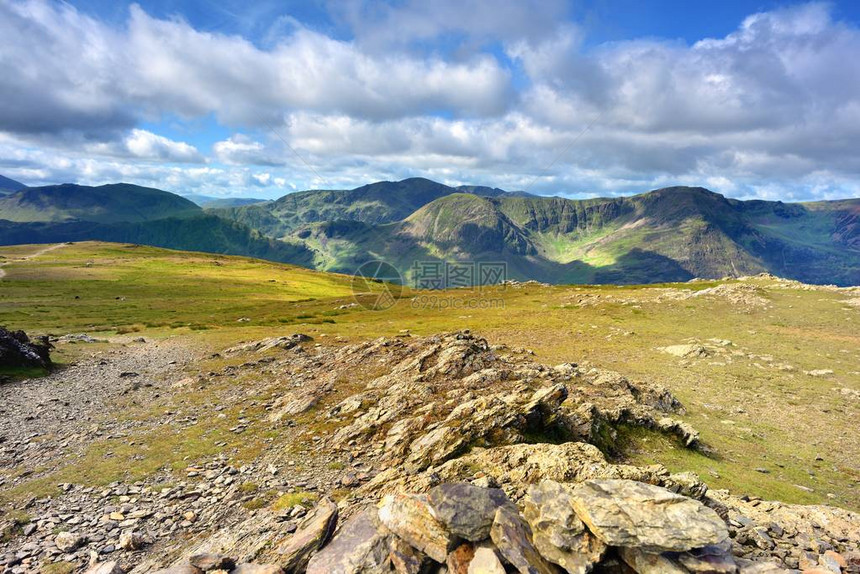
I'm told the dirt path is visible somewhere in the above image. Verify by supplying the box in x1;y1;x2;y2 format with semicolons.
0;242;67;280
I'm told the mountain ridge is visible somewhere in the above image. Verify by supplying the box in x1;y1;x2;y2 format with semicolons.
0;175;857;285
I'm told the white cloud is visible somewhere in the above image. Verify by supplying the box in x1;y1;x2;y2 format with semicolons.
0;1;859;201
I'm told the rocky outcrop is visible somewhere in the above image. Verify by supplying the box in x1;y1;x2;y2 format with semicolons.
0;326;51;371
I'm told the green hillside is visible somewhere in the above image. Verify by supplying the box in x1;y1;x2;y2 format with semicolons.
0;183;201;223
284;186;860;286
0;215;314;267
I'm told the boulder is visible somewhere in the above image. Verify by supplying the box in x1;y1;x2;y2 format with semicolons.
446;543;476;574
0;326;52;370
676;544;738;573
467;545;506;574
378;493;454;562
152;564;204;574
231;564;284;574
83;562;125;574
276;497;337;572
490;506;559;574
428;483;514;541
306;507;392;574
55;532;87;553
388;537;425;574
523;481;606;574
119;530;144;551
189;554;235;572
618;547;687;574
569;480;729;553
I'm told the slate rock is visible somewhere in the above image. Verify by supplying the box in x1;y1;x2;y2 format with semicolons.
428;483;514;542
490;506;559;574
569;480;729;553
306;507;392;574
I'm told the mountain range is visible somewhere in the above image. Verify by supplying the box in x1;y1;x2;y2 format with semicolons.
0;176;857;285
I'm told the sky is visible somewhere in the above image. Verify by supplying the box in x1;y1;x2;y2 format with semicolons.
2;1;860;201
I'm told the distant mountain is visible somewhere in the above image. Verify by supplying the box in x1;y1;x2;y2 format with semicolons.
1;176;857;285
0;182;311;265
0;183;200;223
211;177;530;239
183;194;270;209
285;185;860;286
0;175;26;196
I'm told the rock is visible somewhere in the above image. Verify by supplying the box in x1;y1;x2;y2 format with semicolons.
83;562;125;574
428;482;514;542
189;554;235;572
55;531;87;552
276;497;338;572
468;545;506;574
447;543;476;574
618;547;688;574
490;506;559;574
230;564;284;574
0;326;52;369
523;481;606;574
152;564;204;574
378;493;454;562
119;530;144;551
676;544;737;573
388;537;425;574
659;344;709;358
306;507;392;574
569;480;729;553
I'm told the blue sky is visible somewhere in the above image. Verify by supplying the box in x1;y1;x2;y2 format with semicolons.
2;0;860;201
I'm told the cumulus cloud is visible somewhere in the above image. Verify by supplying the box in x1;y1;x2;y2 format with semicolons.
1;1;859;201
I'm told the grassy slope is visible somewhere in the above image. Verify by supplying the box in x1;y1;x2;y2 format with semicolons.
0;183;201;223
295;189;860;286
0;242;858;510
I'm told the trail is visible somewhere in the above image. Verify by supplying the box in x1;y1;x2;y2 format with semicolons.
0;242;67;280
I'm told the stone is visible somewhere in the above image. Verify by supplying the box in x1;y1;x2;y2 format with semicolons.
306;507;392;574
118;530;144;551
378;493;454;563
388;537;425;574
523;481;606;574
446;543;476;574
55;531;87;553
618;547;687;574
428;482;514;541
676;544;738;573
569;480;729;553
230;564;284;574
468;545;506;574
276;497;337;573
189;554;235;572
82;562;124;574
152;564;204;574
490;506;559;574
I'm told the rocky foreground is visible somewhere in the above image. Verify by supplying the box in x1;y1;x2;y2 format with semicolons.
1;332;858;574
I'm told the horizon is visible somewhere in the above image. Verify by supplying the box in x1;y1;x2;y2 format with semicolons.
2;1;860;202
7;174;860;206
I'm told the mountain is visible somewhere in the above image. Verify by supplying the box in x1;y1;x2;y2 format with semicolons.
284;185;860;286
0;175;26;196
0;183;201;223
211;177;530;239
183;194;270;208
0;182;312;265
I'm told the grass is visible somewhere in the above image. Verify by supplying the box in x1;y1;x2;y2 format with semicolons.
0;242;858;510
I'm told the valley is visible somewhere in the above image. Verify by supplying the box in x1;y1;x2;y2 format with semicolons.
0;242;859;572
